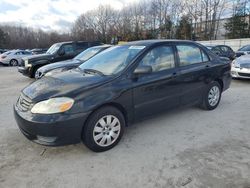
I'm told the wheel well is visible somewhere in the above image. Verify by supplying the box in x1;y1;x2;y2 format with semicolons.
92;103;128;125
215;79;224;91
9;59;17;64
81;103;128;140
31;65;42;77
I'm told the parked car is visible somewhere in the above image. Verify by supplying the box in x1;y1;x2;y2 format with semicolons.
35;45;111;79
236;45;250;57
231;54;250;79
31;48;48;55
205;45;235;60
14;40;231;152
18;41;103;78
0;50;32;66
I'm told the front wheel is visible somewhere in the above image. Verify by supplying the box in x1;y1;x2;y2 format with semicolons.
82;106;125;152
200;82;221;110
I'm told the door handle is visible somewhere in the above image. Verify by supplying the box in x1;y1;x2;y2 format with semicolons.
205;64;210;68
171;72;177;78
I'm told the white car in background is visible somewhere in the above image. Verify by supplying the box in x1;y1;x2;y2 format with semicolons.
231;54;250;79
0;50;32;66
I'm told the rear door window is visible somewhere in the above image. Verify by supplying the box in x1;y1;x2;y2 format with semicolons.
177;44;209;66
62;44;74;55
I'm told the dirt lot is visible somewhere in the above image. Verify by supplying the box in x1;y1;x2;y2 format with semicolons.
0;67;250;188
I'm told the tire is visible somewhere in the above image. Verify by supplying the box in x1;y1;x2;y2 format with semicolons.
30;66;39;78
200;81;221;110
82;106;125;152
9;59;18;66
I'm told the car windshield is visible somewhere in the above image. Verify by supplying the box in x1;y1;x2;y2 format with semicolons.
46;44;61;54
74;47;104;62
239;45;250;51
79;45;145;75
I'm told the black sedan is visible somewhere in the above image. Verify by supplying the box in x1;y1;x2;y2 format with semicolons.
14;40;231;152
35;45;111;79
205;45;235;60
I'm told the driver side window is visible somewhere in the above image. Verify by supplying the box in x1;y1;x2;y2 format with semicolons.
62;44;74;55
139;46;175;72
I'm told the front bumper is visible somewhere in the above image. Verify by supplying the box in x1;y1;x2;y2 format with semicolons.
14;104;90;146
231;67;250;79
18;66;31;76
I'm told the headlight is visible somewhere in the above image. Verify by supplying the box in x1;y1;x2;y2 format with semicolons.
24;59;31;67
31;97;74;114
45;68;65;76
232;60;240;68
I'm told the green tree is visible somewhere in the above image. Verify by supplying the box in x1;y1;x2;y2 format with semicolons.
224;0;249;39
176;16;192;40
0;28;9;48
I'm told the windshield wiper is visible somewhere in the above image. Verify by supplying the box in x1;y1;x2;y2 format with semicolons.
83;69;105;76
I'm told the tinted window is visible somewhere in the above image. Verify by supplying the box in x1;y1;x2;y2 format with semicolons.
76;42;88;49
238;45;250;51
201;51;209;61
139;46;175;72
62;44;74;55
25;51;32;55
221;46;232;52
177;45;208;66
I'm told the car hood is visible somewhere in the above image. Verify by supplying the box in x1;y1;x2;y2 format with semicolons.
236;54;250;64
38;59;81;73
23;53;53;62
22;69;112;102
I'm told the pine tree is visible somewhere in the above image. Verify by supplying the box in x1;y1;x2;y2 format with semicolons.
176;16;192;40
224;0;249;39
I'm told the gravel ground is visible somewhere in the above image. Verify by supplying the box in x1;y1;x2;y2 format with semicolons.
0;67;250;188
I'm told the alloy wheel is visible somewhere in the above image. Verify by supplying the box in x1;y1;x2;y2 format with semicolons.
208;86;220;106
93;115;121;147
10;60;18;66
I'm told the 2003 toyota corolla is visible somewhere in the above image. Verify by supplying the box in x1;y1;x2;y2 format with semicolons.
14;40;231;152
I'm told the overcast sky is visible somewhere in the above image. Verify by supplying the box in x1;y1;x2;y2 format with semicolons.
0;0;137;32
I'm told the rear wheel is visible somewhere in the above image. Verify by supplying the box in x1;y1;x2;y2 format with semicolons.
200;82;221;110
82;106;125;152
9;59;18;66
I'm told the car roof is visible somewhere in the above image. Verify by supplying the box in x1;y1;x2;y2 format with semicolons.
91;44;112;49
120;39;199;46
205;44;229;47
54;41;101;45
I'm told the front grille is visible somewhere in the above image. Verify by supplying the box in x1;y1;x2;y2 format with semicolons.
17;94;32;112
240;64;250;69
238;72;250;77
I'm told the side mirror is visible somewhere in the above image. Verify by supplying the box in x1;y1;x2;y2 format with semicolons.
133;65;152;75
58;48;65;56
